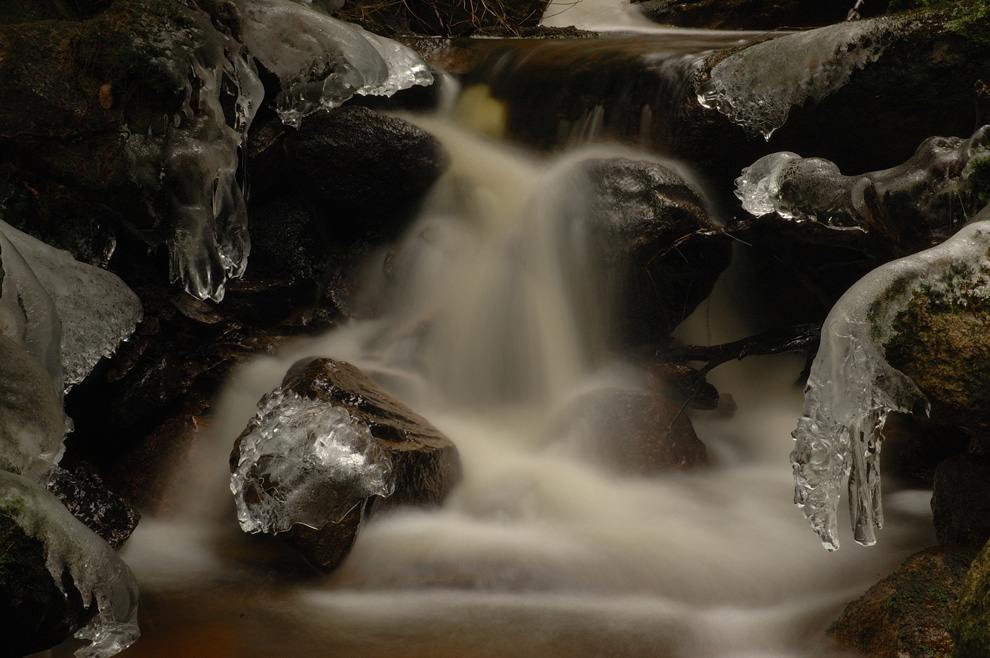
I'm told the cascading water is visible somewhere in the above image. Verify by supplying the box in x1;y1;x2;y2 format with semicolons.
45;19;937;658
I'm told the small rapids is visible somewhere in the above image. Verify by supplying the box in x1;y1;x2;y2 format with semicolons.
92;114;938;658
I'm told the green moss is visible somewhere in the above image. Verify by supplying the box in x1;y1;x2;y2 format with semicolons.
965;154;990;205
952;540;990;657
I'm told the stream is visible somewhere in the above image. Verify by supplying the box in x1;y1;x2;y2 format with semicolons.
39;6;936;658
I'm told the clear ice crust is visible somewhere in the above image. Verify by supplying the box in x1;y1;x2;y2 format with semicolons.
231;388;395;534
0;220;142;479
697;18;900;139
235;0;434;128
792;217;990;550
1;470;140;658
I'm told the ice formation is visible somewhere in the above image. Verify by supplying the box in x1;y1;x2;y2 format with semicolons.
792;219;990;550
698;18;900;139
0;220;141;478
735;125;990;234
125;6;264;302
231;388;395;534
234;0;434;128
0;221;143;391
1;470;139;658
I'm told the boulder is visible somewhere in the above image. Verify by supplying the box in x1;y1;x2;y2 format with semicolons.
952;538;990;658
830;546;977;658
587;157;732;343
230;357;461;571
284;106;448;240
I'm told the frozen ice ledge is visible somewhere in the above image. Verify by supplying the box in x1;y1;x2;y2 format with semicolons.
697;17;903;140
791;217;990;551
125;0;433;302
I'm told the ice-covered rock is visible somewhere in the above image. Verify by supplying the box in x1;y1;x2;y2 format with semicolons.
791;219;990;550
234;0;433;128
230;388;395;534
735;125;990;249
230;358;460;571
698;18;903;139
0;470;139;658
0;221;143;391
125;5;263;302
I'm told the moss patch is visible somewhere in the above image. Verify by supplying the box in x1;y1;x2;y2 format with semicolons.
883;272;990;430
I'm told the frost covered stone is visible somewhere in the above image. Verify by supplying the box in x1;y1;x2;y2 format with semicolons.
231;388;395;534
792;220;990;550
0;221;143;391
0;470;139;658
698;18;901;139
234;0;434;128
125;6;263;302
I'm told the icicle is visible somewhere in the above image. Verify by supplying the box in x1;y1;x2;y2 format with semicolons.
792;218;990;550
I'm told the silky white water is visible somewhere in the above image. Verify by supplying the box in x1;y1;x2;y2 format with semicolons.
55;110;936;658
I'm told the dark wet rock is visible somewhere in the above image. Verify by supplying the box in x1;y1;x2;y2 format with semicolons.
830;546;977;658
0;504;94;658
637;0;881;31
560;387;708;474
951;538;990;657
932;455;990;547
646;362;720;411
230;357;461;571
46;464;141;550
587;157;732;342
734;125;990;260
284;106;448;241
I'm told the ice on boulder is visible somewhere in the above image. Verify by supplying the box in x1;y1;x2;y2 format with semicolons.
792;219;990;550
1;470;139;658
0;221;143;391
125;6;264;302
234;0;434;128
698;18;901;139
231;388;395;534
735;125;990;237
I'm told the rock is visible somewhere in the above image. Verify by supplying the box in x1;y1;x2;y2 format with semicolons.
830;546;977;658
951;537;990;658
559;387;708;474
587;157;732;343
230;357;461;571
932;455;990;547
285;106;448;240
734;125;990;260
46;465;141;550
0;504;94;658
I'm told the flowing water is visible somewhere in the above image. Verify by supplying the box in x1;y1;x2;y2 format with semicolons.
43;19;934;658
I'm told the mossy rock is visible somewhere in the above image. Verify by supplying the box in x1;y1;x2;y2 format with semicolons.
951;537;990;657
883;279;990;433
0;503;94;658
831;546;977;658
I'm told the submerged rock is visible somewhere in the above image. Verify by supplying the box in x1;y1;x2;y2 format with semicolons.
831;546;976;658
230;357;460;571
560;387;708;474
